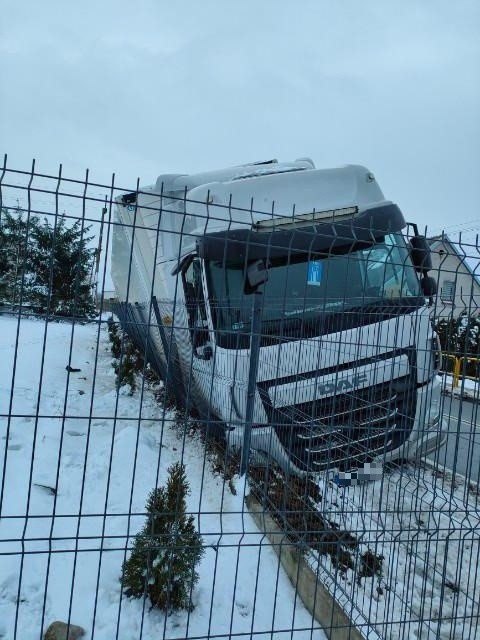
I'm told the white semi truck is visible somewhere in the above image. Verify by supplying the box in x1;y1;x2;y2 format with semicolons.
111;158;445;475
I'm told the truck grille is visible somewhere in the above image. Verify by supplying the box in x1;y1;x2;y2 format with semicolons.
267;375;416;472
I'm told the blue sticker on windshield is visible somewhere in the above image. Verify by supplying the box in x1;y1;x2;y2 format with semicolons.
307;261;323;285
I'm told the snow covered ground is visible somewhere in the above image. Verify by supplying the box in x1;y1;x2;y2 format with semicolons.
441;373;480;402
0;315;326;640
2;314;479;640
313;463;480;640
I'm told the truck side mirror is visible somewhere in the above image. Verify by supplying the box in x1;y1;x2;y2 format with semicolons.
420;275;437;297
245;259;268;293
420;274;437;306
409;236;432;274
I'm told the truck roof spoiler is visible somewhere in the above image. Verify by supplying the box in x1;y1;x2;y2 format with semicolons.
196;203;405;264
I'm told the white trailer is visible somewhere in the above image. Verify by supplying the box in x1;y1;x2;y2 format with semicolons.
111;158;445;475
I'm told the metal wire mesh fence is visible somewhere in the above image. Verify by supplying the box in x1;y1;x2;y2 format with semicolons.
0;157;479;640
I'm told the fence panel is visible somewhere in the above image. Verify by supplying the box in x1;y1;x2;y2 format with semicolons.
1;159;479;640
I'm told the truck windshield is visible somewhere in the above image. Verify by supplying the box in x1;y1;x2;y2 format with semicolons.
206;233;423;345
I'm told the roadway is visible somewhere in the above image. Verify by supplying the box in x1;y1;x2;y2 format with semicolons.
430;395;480;482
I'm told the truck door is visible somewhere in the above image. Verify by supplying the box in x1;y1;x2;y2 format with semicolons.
182;258;212;358
181;258;225;427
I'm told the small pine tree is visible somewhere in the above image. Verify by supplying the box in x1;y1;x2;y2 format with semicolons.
107;316;145;393
113;342;138;392
107;316;122;358
121;463;204;613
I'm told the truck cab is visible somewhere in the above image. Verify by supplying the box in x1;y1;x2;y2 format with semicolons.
111;159;445;475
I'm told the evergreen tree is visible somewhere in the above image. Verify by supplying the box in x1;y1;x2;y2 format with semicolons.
29;216;96;317
107;316;122;358
107;316;142;393
436;313;480;357
435;312;480;377
0;207;96;317
121;463;204;613
0;206;39;305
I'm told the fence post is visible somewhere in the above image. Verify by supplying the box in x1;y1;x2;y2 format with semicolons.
240;286;264;477
240;259;268;477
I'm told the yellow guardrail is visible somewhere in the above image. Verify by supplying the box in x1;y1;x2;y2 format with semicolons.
441;354;461;388
441;354;480;389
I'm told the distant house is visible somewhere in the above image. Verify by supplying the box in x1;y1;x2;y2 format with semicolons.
428;235;480;318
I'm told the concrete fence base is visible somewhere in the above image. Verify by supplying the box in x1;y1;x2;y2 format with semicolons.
246;494;368;640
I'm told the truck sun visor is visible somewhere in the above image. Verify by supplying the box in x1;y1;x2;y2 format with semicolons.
196;203;405;264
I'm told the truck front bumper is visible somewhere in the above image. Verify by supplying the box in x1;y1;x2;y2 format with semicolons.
227;376;447;476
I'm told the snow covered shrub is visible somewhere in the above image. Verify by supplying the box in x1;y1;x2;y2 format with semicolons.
107;317;143;393
114;340;144;392
121;463;204;612
107;316;122;359
357;549;384;583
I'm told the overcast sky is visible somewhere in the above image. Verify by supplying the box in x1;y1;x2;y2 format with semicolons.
1;0;479;235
